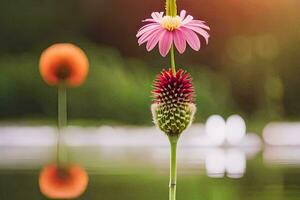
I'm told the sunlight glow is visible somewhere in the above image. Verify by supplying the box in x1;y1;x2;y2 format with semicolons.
226;115;246;145
263;122;300;146
205;115;226;146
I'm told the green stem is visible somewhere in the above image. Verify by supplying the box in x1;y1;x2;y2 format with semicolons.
57;84;67;166
166;0;177;74
58;84;67;129
170;46;176;74
166;0;177;16
169;135;178;200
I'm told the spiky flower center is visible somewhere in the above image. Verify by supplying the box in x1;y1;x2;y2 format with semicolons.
160;16;182;31
153;69;194;106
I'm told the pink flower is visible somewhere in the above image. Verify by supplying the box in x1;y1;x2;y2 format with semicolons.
136;10;210;57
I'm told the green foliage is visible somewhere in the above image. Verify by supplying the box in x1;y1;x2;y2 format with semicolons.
0;43;237;125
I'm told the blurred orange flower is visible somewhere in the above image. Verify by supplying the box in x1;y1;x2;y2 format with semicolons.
39;164;89;199
39;43;89;87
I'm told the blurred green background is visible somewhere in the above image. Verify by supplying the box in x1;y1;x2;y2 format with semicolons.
0;0;299;128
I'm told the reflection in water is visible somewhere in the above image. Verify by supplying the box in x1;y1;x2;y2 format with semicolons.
0;126;56;146
39;164;88;199
205;148;246;178
264;147;300;166
0;124;300;199
225;149;246;178
203;115;260;178
0;125;262;180
205;115;261;147
205;148;226;177
25;126;90;199
4;123;300;179
263;122;300;166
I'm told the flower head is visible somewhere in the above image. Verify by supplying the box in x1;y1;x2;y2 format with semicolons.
39;164;88;199
137;10;210;57
151;69;196;135
39;43;89;87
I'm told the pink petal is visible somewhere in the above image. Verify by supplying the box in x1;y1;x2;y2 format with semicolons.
180;27;200;51
138;22;157;32
146;29;165;51
182;15;194;24
173;30;186;54
138;26;161;45
136;24;160;37
151;12;163;22
158;12;164;18
186;20;210;30
142;19;156;23
183;25;210;44
137;22;159;33
190;19;206;24
137;22;159;32
159;31;173;57
180;10;186;20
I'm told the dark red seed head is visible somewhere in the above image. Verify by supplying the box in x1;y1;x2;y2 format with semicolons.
152;68;194;106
